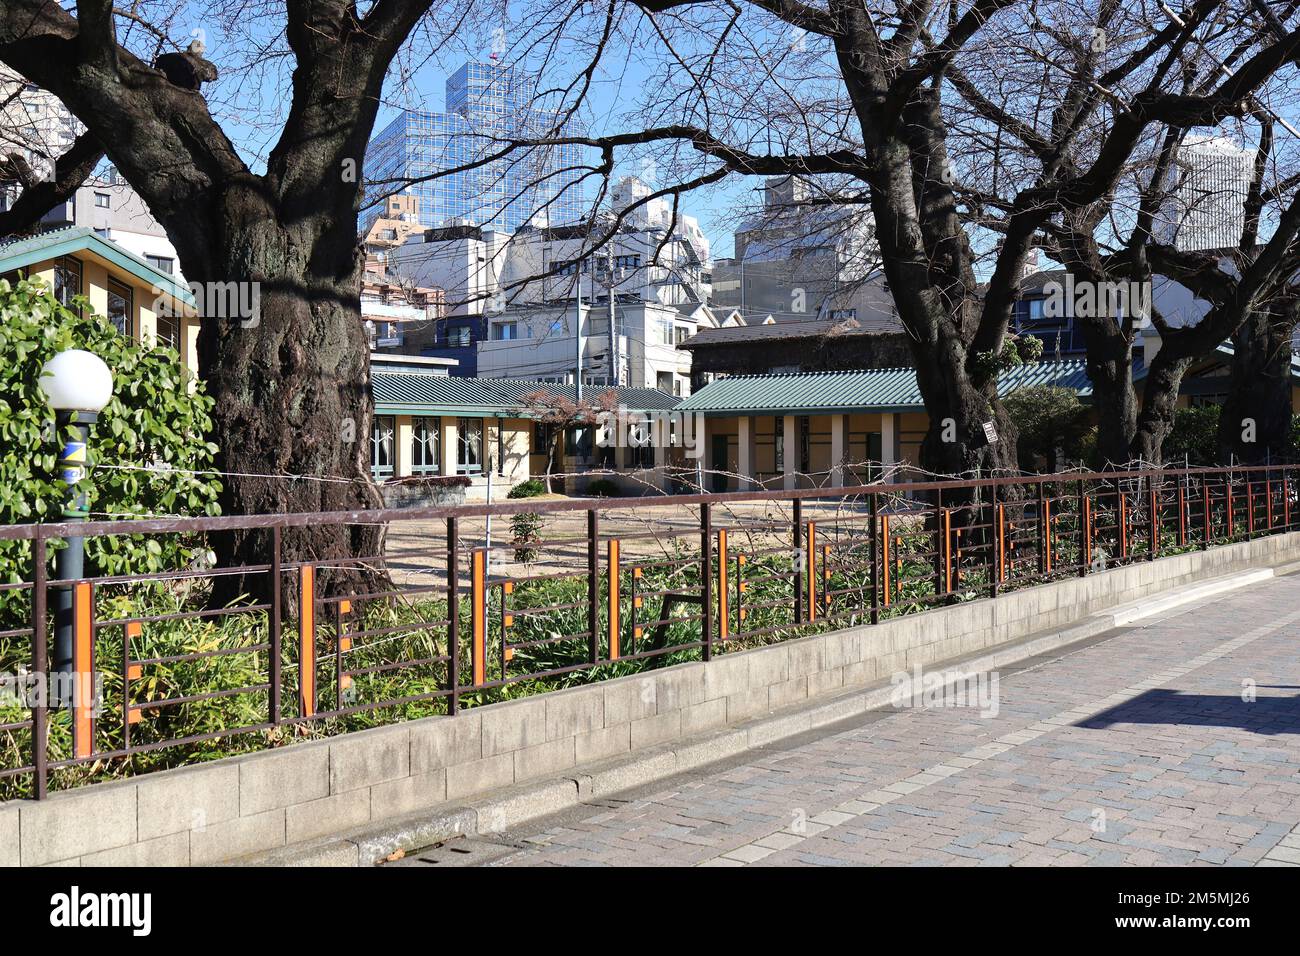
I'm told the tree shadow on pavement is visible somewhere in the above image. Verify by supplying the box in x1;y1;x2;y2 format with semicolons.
1079;689;1300;736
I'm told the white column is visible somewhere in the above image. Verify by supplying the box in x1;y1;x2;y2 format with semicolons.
395;416;413;477
653;425;668;492
738;415;754;489
881;413;898;468
782;414;798;490
440;417;459;476
829;414;846;488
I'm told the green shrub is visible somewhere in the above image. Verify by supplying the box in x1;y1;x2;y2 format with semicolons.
0;276;222;595
1003;385;1091;471
1164;404;1221;465
585;478;620;497
507;478;546;499
510;511;544;563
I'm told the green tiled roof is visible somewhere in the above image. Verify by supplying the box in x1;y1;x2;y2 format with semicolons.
0;226;194;306
372;369;681;417
676;359;1093;415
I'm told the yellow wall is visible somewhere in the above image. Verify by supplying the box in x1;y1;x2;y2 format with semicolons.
20;251;198;373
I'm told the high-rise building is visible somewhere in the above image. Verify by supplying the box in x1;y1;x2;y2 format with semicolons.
1159;135;1253;252
362;61;585;235
0;64;84;209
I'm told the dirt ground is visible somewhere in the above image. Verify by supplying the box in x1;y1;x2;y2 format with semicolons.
383;496;879;588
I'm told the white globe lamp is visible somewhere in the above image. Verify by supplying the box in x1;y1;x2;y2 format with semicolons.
39;349;113;412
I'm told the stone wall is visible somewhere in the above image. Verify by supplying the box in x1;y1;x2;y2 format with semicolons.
4;531;1296;866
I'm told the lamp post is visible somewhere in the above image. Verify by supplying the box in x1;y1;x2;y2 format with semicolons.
39;349;112;705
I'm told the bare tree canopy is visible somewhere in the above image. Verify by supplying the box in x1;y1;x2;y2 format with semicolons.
1;0;1298;589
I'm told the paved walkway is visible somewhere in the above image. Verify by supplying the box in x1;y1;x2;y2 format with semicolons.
470;573;1300;866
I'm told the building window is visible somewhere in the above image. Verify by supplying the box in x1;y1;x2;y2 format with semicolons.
156;304;180;351
411;416;441;474
94;192;110;208
145;255;174;275
458;418;483;474
53;256;81;307
493;321;518;340
614;255;641;270
107;279;132;338
829;309;857;321
371;416;395;478
447;325;472;347
565;426;593;460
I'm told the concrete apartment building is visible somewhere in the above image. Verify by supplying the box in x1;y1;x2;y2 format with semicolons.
36;169;184;281
710;175;880;324
388;176;713;395
0;63;83;196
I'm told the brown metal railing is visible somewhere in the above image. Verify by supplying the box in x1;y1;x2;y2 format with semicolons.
0;464;1295;799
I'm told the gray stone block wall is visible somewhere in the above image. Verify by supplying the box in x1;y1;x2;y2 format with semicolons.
6;532;1296;866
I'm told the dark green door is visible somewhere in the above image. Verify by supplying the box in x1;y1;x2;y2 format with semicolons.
712;435;729;491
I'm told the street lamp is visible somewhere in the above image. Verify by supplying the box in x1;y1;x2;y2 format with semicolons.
39;349;112;704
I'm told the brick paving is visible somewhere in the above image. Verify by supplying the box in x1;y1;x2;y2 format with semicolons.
481;573;1300;866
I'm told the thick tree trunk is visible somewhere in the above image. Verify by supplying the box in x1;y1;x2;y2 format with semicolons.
1217;308;1295;464
911;339;1020;481
1076;316;1139;467
196;199;386;606
1133;355;1193;467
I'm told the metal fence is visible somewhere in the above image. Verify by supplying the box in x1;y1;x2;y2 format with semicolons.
0;464;1295;799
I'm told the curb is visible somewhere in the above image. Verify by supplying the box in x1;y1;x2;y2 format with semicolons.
232;567;1271;867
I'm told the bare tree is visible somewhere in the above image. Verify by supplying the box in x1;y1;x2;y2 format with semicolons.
518;387;620;492
0;1;456;597
432;0;1300;483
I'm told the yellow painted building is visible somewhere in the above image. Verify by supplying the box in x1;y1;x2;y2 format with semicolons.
0;225;199;369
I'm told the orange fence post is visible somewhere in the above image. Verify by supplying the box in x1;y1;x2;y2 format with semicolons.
1043;499;1052;574
471;550;486;685
298;565;316;718
735;555;747;626
1178;485;1187;546
716;530;727;643
881;515;891;608
1149;481;1159;558
1203;483;1212;543
502;581;514;664
1267;481;1274;529
946;512;956;595
608;539;621;660
1119;492;1128;559
337;598;353;698
997;505;1007;583
1082;496;1092;570
124;621;143;729
72;582;93;758
806;522;817;621
822;544;831;613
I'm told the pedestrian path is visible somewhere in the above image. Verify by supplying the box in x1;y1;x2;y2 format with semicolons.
480;574;1300;866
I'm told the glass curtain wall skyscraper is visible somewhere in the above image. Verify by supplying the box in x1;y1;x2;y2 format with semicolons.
363;61;585;234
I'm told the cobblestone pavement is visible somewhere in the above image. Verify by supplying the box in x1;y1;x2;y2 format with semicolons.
479;574;1300;866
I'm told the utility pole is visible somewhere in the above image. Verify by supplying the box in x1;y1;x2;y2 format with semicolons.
574;262;583;403
608;239;619;386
